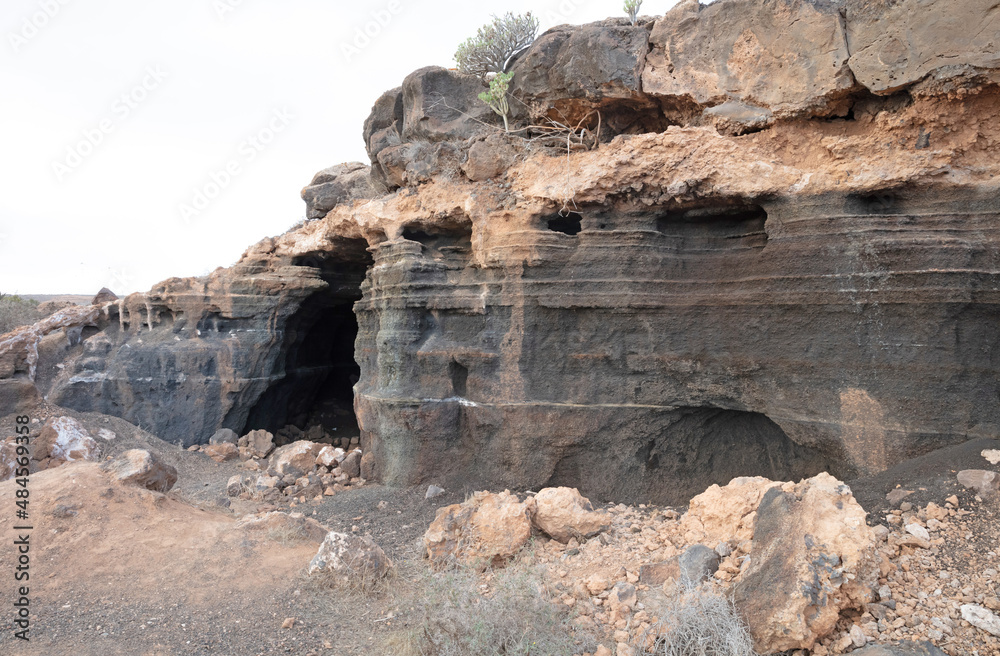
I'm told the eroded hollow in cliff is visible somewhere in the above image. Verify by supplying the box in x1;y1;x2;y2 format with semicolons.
243;245;372;443
546;407;837;506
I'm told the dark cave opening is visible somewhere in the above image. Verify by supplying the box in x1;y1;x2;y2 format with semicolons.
546;213;583;235
243;246;371;446
546;407;837;506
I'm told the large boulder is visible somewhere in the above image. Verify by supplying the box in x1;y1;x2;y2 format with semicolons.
103;449;178;492
308;531;393;583
733;473;878;653
91;288;118;305
643;0;855;123
400;66;495;142
531;486;609;543
300;162;377;219
510;20;657;129
846;0;1000;95
679;476;781;545
239;429;274;460
268;440;323;478
209;428;239;445
32;416;100;471
423;490;534;568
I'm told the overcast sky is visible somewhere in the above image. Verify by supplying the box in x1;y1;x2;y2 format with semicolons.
1;0;681;295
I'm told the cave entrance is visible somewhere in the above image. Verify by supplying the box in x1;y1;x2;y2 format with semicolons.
243;245;372;447
547;407;837;506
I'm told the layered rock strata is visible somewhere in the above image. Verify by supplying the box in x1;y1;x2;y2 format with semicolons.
2;0;1000;503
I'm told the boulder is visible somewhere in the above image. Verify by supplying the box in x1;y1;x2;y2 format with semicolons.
240;429;274;460
957;469;999;495
308;531;393;582
209;428;239;445
643;0;854;121
268;440;323;478
315;445;345;468
846;0;1000;95
300;162;376;219
340;449;362;479
680;476;781;545
510;20;655;127
400;66;494;142
961;604;1000;637
362;86;403;160
103;449;178;493
983;449;1000;465
733;473;878;653
423;490;534;568
462;135;519;182
237;511;329;544
203;442;238;463
33;416;100;470
531;486;609;543
852;643;947;656
91;288;118;304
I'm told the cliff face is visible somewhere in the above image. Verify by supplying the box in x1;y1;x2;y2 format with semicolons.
4;0;1000;503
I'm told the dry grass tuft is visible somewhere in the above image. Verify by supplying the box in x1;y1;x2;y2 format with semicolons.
638;583;757;656
387;553;587;656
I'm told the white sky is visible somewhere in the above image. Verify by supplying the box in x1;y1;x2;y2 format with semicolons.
1;0;680;295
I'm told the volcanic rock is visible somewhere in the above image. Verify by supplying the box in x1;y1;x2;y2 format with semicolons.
531;486;609;543
203;442;238;463
680;476;781;545
957;469;999;495
308;531;393;581
33;416;101;471
91;288;118;304
423;490;534;568
852;643;947;656
209;428;239;445
733;473;877;652
300;162;377;220
103;449;178;493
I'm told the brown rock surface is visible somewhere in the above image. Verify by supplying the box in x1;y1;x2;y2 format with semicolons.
532;486;609;543
643;0;855;121
734;473;878;652
423;490;534;568
102;448;178;492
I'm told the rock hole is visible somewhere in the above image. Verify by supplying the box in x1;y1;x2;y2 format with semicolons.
449;360;468;398
546;408;838;506
546;213;583;236
242;244;372;443
656;204;768;250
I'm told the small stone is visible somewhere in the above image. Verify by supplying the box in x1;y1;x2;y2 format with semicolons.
594;646;612;656
885;488;913;505
425;484;446;499
849;624;867;647
905;523;930;541
945;495;959;506
957;469;999;495
281;617;295;629
982;449;1000;465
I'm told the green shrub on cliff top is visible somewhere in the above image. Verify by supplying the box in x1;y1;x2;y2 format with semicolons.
0;294;41;336
454;12;539;79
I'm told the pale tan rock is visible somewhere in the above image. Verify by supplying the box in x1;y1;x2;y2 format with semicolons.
33;416;100;468
315;446;345;468
423;490;533;568
103;449;178;493
532;487;609;543
983;449;1000;465
240;429;274;459
308;531;393;581
203;442;238;463
733;473;878;653
680;476;781;544
268;441;323;478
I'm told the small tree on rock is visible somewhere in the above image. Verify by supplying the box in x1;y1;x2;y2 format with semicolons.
478;72;514;132
455;12;539;79
624;0;643;25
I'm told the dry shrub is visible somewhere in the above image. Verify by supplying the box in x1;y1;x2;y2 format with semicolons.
396;557;584;656
0;295;41;335
638;583;757;656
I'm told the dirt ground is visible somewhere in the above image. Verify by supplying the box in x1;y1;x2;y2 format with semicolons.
1;405;998;655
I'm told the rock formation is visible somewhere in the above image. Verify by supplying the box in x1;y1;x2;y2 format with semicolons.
3;0;1000;503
